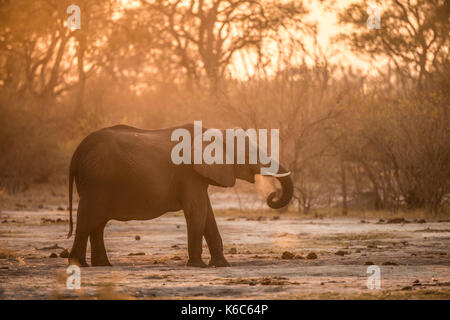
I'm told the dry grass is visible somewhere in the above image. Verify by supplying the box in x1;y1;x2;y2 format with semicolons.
0;243;17;259
224;276;290;286
214;207;448;221
318;207;450;220
1;182;448;221
93;282;134;300
0;183;67;212
414;228;450;233
279;289;450;300
314;232;407;242
51;271;135;300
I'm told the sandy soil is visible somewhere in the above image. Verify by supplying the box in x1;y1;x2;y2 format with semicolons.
1;209;449;299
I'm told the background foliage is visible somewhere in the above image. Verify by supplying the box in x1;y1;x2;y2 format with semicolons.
0;0;449;214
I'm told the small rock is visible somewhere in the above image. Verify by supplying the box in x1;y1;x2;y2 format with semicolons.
335;250;349;256
413;279;420;284
364;261;375;265
171;244;179;248
135;235;141;241
382;261;398;266
49;253;58;258
57;206;65;211
378;219;385;223
306;252;317;260
281;251;295;260
416;219;426;224
401;286;412;291
249;280;257;286
59;249;69;258
176;225;180;229
360;220;366;223
229;247;237;254
387;218;409;224
171;256;181;260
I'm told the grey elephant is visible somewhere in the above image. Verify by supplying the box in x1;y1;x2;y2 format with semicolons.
67;123;293;267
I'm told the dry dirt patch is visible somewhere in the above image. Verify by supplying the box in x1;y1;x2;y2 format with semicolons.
0;210;449;299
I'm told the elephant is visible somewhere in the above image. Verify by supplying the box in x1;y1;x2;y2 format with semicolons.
67;123;293;267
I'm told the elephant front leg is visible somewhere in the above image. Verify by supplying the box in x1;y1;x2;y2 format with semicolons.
204;197;230;267
183;197;208;268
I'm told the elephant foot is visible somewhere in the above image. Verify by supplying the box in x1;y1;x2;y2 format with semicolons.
91;258;112;267
209;256;230;267
68;257;89;268
186;259;208;268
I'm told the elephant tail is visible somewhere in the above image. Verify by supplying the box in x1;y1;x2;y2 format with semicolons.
67;162;75;239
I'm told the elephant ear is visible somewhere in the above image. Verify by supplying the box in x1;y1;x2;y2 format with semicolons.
192;127;236;187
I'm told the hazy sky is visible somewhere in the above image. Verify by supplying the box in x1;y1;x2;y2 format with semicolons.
304;0;380;71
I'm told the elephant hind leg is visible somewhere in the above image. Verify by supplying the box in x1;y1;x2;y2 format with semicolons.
68;199;90;267
69;232;89;267
90;222;111;267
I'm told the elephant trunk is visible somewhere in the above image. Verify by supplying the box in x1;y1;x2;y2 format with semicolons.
266;165;293;209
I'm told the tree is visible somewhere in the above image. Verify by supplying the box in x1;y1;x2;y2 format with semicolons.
0;0;76;102
131;0;310;92
337;0;449;87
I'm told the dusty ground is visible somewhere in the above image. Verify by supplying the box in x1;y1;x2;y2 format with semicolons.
1;207;450;300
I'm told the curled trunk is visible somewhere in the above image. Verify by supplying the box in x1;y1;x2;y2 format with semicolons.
266;165;294;209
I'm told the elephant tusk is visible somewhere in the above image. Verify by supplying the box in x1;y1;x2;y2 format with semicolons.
272;172;291;178
262;171;291;178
